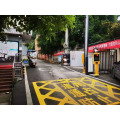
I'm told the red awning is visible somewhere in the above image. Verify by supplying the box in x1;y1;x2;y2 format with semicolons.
88;39;120;52
54;51;65;56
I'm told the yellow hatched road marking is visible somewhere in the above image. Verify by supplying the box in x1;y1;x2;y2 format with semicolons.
33;82;46;105
53;84;79;105
108;101;120;105
32;77;120;105
72;77;120;101
33;80;79;105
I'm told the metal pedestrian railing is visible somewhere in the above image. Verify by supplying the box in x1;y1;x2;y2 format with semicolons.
13;53;23;80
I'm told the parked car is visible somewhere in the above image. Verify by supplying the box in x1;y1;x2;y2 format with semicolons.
112;61;120;80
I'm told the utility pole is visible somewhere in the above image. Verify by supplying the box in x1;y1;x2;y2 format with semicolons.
85;15;89;75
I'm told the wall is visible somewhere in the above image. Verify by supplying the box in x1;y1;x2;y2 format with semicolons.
70;51;84;67
99;50;117;72
22;45;28;56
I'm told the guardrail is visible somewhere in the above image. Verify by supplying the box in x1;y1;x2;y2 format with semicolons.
13;53;23;80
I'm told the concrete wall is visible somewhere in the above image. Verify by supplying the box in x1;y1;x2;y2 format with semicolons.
70;51;84;67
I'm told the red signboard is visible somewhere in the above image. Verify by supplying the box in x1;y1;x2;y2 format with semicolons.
54;51;65;56
88;39;120;52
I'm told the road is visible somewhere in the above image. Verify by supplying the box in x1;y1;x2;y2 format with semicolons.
26;60;120;105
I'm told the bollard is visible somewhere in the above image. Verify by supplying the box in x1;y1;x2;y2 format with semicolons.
93;53;100;76
82;53;86;73
23;66;25;75
94;62;99;76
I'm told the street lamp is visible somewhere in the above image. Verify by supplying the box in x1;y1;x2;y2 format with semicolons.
84;15;89;75
65;25;69;54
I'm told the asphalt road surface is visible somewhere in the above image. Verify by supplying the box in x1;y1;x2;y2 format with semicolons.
26;60;120;105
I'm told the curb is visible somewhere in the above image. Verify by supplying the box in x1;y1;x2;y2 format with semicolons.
64;66;120;88
24;67;33;105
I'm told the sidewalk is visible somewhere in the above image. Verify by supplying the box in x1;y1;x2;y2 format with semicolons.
0;93;11;105
11;79;27;105
67;66;83;73
66;65;120;86
11;63;28;105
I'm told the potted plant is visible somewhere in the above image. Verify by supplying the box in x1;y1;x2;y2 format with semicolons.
23;58;29;64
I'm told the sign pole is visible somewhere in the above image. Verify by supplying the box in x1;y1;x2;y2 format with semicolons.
85;15;89;75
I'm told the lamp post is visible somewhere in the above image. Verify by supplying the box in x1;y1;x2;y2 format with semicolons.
84;15;89;75
65;25;69;54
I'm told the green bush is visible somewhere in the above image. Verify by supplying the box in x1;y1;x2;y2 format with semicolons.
22;58;29;62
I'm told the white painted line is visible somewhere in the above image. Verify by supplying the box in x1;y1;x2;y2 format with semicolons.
38;68;50;71
24;67;33;105
63;66;77;72
64;66;120;88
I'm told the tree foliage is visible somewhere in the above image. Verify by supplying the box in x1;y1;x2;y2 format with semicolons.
0;15;75;37
0;15;26;32
109;20;120;39
69;15;118;48
89;15;118;44
0;15;75;54
37;32;64;55
36;15;119;55
1;15;120;55
27;40;35;50
69;15;85;49
24;32;37;50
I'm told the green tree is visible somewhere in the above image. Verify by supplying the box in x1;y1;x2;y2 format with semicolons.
0;15;75;38
24;31;37;50
89;15;118;44
27;40;35;50
109;20;120;39
69;15;85;49
69;15;118;49
37;32;64;57
35;15;120;59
